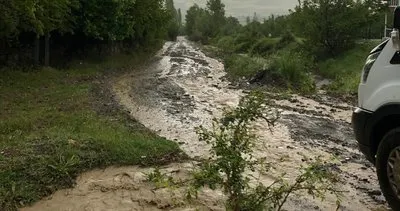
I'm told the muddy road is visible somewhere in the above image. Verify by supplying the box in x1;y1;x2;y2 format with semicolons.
24;37;388;211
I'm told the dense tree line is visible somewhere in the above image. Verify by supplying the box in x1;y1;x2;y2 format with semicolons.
0;0;180;67
185;0;387;56
291;0;387;55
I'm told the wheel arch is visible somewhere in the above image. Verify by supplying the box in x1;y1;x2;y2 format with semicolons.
369;104;400;160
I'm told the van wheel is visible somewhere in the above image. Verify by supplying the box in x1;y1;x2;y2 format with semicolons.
377;128;400;210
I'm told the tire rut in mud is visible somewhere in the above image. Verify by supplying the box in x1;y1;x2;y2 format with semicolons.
280;113;386;205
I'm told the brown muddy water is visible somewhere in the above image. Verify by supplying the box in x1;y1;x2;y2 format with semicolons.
22;37;388;211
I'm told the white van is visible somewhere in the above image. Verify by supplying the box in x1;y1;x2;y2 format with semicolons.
352;6;400;210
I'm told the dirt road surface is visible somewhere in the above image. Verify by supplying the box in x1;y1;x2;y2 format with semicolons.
23;37;388;211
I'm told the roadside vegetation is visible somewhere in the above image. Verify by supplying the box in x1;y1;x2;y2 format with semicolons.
146;92;342;210
1;0;184;210
185;0;388;95
192;92;341;210
318;40;381;95
0;53;184;210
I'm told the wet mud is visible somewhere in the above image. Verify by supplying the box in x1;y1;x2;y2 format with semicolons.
23;37;389;211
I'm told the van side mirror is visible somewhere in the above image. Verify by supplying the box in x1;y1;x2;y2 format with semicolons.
394;7;400;30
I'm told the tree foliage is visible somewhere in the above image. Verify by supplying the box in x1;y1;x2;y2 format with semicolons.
290;0;385;55
1;0;175;66
0;0;78;38
78;0;136;41
165;0;180;41
185;0;229;42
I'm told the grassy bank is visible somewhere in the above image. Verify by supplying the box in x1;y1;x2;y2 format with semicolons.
318;40;381;95
0;53;183;210
204;35;381;96
204;35;315;94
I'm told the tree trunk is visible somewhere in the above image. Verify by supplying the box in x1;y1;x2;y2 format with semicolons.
34;36;40;65
45;33;50;66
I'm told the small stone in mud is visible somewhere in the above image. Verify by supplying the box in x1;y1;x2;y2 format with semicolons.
360;178;369;183
369;190;381;196
212;84;220;88
341;158;351;163
330;108;337;112
287;145;295;149
372;195;387;204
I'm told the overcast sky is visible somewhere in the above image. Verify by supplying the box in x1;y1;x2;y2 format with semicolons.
174;0;298;19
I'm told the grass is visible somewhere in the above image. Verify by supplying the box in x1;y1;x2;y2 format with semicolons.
223;54;265;79
268;50;315;93
318;40;381;94
0;53;183;210
216;34;382;96
218;35;315;94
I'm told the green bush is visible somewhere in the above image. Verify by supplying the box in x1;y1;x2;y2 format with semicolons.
328;72;360;95
250;38;280;56
190;92;341;210
269;51;315;93
224;54;264;79
233;34;257;53
317;40;380;94
280;31;295;44
167;21;180;41
215;36;236;53
274;32;296;50
189;30;208;44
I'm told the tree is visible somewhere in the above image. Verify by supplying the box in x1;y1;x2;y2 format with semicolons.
1;0;174;66
252;12;259;23
220;16;241;36
246;16;251;25
185;4;211;41
78;0;135;41
206;0;225;36
36;0;79;65
358;0;386;38
0;0;79;65
206;0;225;18
0;0;19;39
177;9;182;27
166;0;180;40
290;0;368;56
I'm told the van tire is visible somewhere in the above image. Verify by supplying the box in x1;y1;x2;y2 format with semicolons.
377;128;400;210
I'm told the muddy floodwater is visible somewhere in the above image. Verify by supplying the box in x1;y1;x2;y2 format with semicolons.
23;37;388;211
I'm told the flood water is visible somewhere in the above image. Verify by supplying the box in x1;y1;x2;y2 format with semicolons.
23;37;387;211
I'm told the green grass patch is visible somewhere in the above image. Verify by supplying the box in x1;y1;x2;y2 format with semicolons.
267;50;315;94
0;54;182;210
223;54;265;79
318;40;381;94
250;37;281;56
